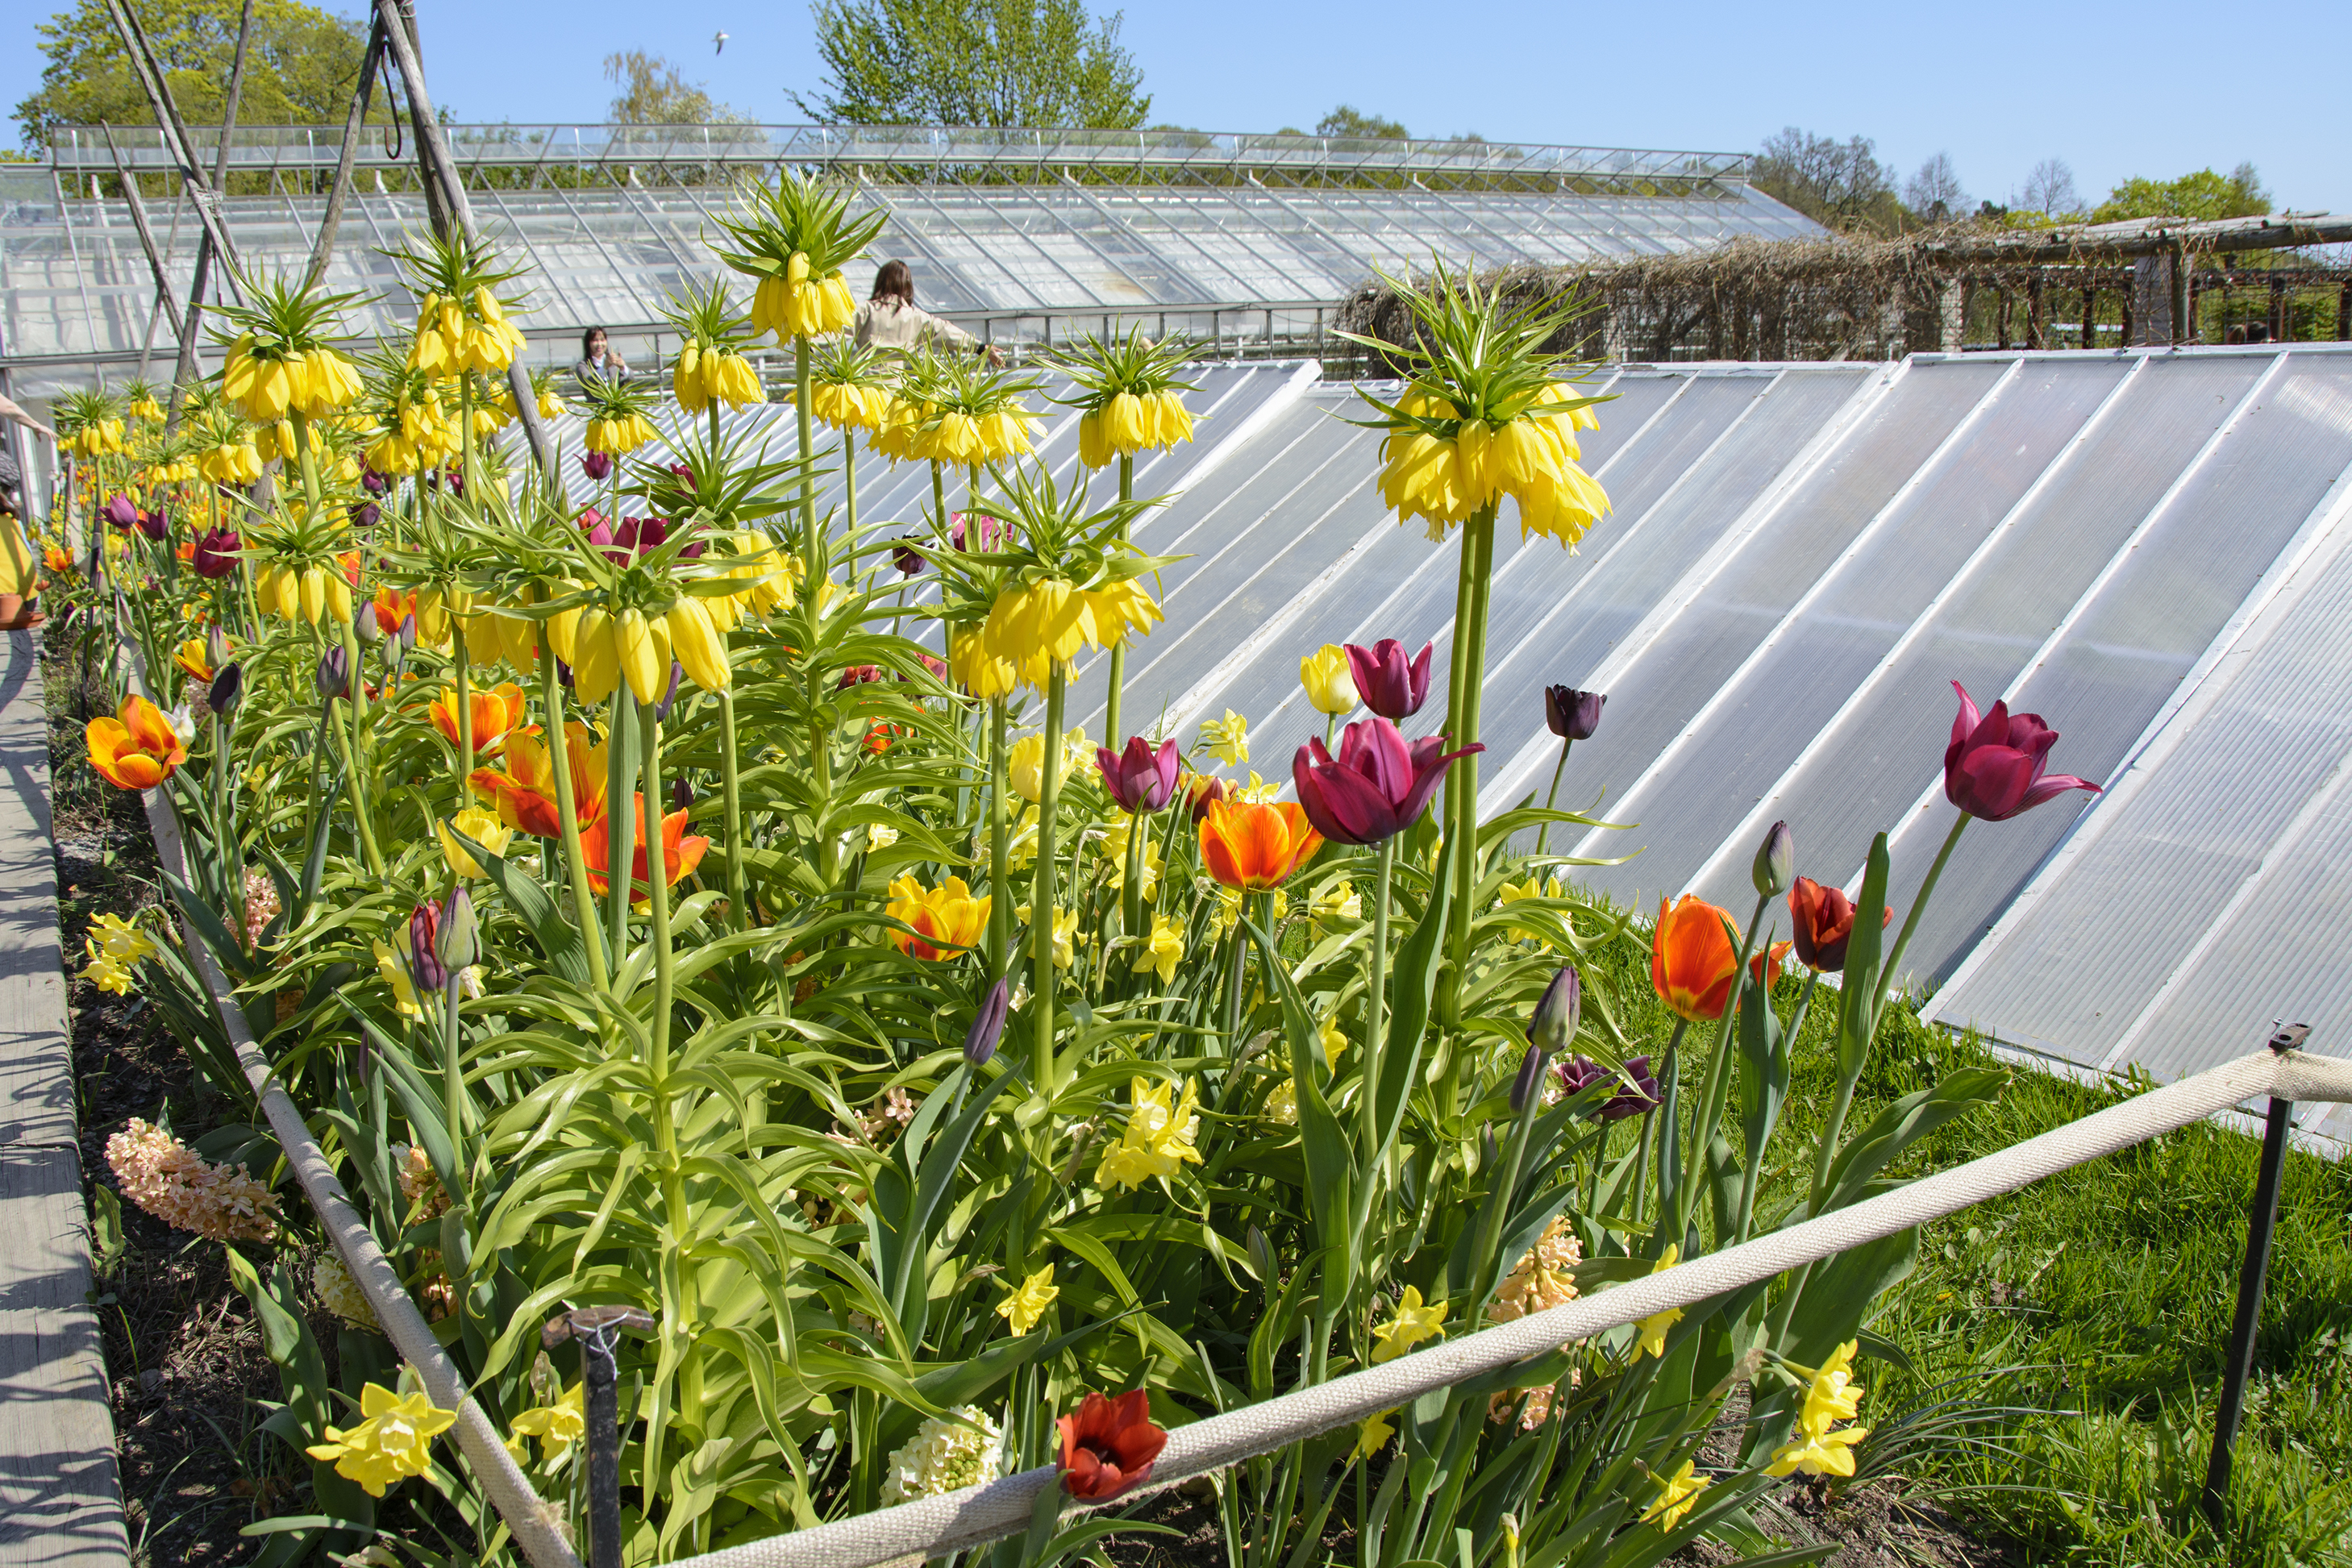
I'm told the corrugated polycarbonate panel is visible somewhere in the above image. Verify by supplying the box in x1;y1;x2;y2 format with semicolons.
1882;352;2352;984
1667;357;2139;910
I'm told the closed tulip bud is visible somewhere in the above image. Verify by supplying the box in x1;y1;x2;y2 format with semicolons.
407;901;448;992
135;507;169;542
435;886;480;972
581;450;612;481
1752;819;1794;899
191;527;241;579
1542;685;1605;741
206;624;231;669
354;602;383;644
1247;1225;1276;1283
1344;638;1434;721
964;977;1010;1067
1510;1043;1546;1114
314;645;350;702
102;493;139;530
361;467;388;495
893;536;926;576
206;662;244;717
656;659;683;721
352;500;381;529
396;613;418;653
1529;965;1580;1054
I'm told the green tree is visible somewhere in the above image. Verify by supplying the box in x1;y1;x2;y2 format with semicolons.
796;0;1149;128
2092;162;2271;223
1752;125;1900;232
15;0;374;152
1313;105;1407;140
606;50;742;124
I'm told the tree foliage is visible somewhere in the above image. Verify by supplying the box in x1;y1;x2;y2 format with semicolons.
795;0;1149;128
1751;126;1900;232
605;50;741;125
1314;105;1407;141
15;0;374;152
2093;163;2271;223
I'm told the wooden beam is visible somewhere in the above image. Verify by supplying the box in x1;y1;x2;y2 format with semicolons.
95;123;181;344
305;13;387;292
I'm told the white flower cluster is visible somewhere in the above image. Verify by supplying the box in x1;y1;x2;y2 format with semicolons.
105;1118;281;1243
878;1405;1002;1505
313;1253;381;1331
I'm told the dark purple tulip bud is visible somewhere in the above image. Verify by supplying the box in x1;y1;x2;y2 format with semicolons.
1600;1056;1662;1121
1095;736;1181;815
353;601;383;645
361;468;389;495
1292;717;1480;846
1529;966;1580;1054
351;500;381;529
965;977;1010;1067
396;613;418;653
655;660;683;721
556;655;574;690
670;776;693;813
1510;1043;1546;1114
893;537;927;576
1543;686;1605;741
407;900;448;992
1343;638;1434;721
435;886;480;973
1944;680;2101;821
192;527;241;579
102;493;139;530
1752;819;1794;899
581;450;613;481
314;644;350;702
135;507;169;542
206;662;244;717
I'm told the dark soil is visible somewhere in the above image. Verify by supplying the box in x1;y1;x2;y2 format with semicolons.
48;626;277;1566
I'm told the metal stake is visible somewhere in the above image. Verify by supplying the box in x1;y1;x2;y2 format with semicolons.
2200;1022;2307;1528
546;1305;655;1568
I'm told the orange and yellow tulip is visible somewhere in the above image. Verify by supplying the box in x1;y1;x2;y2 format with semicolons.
468;722;607;837
1198;800;1323;892
43;546;74;576
885;875;992;961
583;793;710;900
430;681;527;755
86;695;186;790
173;637;216;683
1651;894;1744;1021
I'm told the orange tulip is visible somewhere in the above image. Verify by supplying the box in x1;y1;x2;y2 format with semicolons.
373;585;418;634
430;681;527;755
1198;800;1323;891
468;722;607;837
1651;894;1742;1021
172;637;215;683
44;546;74;575
583;793;710;899
87;695;186;790
174;539;197;565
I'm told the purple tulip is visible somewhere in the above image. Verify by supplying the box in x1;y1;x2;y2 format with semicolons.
102;493;139;530
670;776;693;813
655;660;683;721
1558;1054;1660;1121
1095;736;1181;815
1529;966;1580;1054
192;527;240;579
435;886;480;971
1543;686;1605;741
362;468;389;495
206;663;243;717
1292;716;1481;846
407;900;448;992
1509;1044;1546;1113
1344;639;1434;721
965;977;1010;1067
314;645;350;702
893;536;927;576
1944;681;2101;821
582;450;613;481
352;500;381;529
135;507;169;542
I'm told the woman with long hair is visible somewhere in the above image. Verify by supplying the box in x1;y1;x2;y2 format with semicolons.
854;262;1002;364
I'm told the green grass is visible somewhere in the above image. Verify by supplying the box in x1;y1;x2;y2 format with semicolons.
1577;920;2352;1566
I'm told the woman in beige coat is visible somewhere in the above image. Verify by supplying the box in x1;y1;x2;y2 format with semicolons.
853;261;1003;365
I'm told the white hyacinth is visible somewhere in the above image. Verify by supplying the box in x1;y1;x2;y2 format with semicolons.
878;1405;1002;1505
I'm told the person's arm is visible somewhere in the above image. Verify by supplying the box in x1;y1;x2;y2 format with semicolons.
0;395;56;441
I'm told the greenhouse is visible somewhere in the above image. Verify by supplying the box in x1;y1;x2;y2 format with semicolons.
9;18;2352;1567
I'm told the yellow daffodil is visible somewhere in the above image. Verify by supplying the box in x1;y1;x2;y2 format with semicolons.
1094;1076;1203;1191
1300;644;1359;715
1318;1013;1347;1071
1639;1458;1709;1531
996;1265;1059;1335
373;939;423;1019
509;1383;585;1457
1009;726;1093;803
1134;912;1182;984
306;1382;456;1498
1632;1246;1685;1361
1764;1423;1867;1479
1371;1285;1447;1363
1309;880;1362;925
1351;1408;1397;1461
1201;709;1249;767
437;807;514;880
1263;1078;1298;1124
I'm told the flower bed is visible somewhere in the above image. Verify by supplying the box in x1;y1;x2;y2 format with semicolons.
37;190;2108;1568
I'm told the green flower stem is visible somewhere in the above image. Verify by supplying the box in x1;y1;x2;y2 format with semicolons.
1630;1020;1687;1227
638;699;703;1427
458;376;477;502
440;974;466;1153
214;710;239;926
452;622;476;792
1676;893;1769;1240
989;698;1011;975
1535;737;1573;857
1442;505;1498;1029
1120;807;1144;946
604;688;639;959
1872;809;1970;1025
535;601;610;994
931;461;947;539
1347;834;1397;1248
1105;451;1133;746
842;429;860;538
718;688;747;934
338;617;385;877
1738;970;1818;1244
1030;668;1067;1092
796;337;820;588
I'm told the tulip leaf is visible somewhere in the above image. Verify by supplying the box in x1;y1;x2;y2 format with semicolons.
1242;915;1353;1258
456;826;591;986
1381;834;1455;1154
331;996;460;1200
1818;1067;2009;1214
1834;833;1892;1084
161;867;256;985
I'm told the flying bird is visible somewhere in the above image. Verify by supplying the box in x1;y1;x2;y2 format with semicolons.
714;30;728;53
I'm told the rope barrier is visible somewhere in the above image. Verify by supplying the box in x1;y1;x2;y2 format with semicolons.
668;1044;2352;1568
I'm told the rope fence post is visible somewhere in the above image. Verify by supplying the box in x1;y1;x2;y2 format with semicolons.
2201;1021;2308;1524
546;1306;655;1568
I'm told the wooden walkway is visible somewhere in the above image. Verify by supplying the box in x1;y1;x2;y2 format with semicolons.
0;631;126;1565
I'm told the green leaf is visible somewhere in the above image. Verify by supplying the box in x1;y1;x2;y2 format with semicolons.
1834;834;1892;1083
1819;1067;2008;1213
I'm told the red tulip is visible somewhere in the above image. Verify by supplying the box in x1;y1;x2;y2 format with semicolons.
1788;876;1888;973
1292;717;1480;846
192;527;241;579
1343;638;1433;721
1096;736;1180;814
1056;1389;1168;1500
1943;681;2100;821
1181;772;1230;824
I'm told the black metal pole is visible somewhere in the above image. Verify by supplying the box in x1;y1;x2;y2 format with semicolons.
580;1325;623;1568
2200;1022;2308;1528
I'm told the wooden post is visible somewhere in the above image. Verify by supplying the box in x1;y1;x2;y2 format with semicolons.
1996;288;2011;351
2081;282;2097;349
2026;270;2045;350
213;1;257;195
306;14;388;291
2171;237;2191;345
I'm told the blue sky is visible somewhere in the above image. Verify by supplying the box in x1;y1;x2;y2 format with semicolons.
10;0;2346;214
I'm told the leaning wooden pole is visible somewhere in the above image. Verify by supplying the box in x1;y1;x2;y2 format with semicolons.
371;0;559;480
304;13;388;292
97;123;184;344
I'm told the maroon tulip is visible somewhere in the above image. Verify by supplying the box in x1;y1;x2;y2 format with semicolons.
1293;716;1481;846
361;467;389;495
135;506;169;542
893;536;927;576
1558;1054;1660;1121
613;516;669;558
102;493;139;530
1344;639;1434;721
1543;685;1605;741
1943;681;2100;821
1096;736;1180;815
1788;876;1888;973
407;900;447;992
581;451;613;481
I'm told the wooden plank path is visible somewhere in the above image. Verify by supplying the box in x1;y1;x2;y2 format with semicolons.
0;630;126;1566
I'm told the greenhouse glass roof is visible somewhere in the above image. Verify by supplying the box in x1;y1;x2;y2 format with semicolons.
4;122;1821;393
